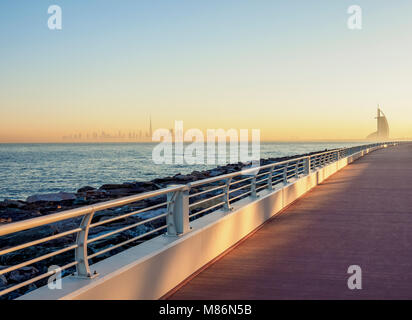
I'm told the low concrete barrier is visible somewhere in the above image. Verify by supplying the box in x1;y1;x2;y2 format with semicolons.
20;148;382;300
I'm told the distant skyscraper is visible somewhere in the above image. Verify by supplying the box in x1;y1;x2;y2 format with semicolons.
367;106;389;140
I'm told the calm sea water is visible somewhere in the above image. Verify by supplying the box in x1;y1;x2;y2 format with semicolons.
0;142;368;201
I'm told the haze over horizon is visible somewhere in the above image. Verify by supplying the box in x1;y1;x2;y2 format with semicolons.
1;0;412;142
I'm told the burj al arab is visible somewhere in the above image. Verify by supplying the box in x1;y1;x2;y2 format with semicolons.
367;107;390;139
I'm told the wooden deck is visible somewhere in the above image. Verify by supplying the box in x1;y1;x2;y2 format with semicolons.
168;143;412;299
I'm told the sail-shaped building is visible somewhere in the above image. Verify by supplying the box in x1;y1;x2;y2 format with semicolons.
367;107;389;140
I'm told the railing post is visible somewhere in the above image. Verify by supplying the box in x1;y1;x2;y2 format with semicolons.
305;157;311;175
294;161;299;178
75;211;98;278
283;163;288;184
223;178;233;211
267;167;273;190
166;186;190;236
251;176;257;198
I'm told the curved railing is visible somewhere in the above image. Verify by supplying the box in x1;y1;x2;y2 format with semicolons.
0;142;398;298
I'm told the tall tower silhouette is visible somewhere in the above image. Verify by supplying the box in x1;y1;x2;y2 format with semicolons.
366;105;389;140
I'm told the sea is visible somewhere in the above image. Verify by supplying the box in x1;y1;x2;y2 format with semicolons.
0;142;369;201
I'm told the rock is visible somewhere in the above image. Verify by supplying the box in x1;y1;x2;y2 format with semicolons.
209;169;223;177
152;183;164;189
99;182;158;196
24;283;38;294
0;217;12;224
8;266;39;283
30;211;42;217
0;208;33;222
99;184;127;190
138;208;167;220
0;275;7;288
77;186;96;193
190;171;208;180
81;189;108;199
173;174;196;182
103;188;134;196
152;176;176;184
126;181;158;192
26;192;77;203
3;199;26;209
73;197;88;205
0;226;58;258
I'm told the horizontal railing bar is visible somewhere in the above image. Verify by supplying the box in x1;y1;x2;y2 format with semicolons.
88;213;168;244
255;171;271;178
229;183;252;194
0;228;82;256
229;191;252;202
256;177;269;184
87;225;167;260
188;185;226;199
0;244;78;276
0;261;78;297
286;162;299;167
272;177;285;186
189;201;226;218
90;202;169;228
0;185;184;237
230;176;254;186
271;172;284;179
256;184;268;192
188;155;317;188
189;193;225;208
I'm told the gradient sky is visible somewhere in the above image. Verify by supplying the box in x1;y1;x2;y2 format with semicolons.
1;0;411;142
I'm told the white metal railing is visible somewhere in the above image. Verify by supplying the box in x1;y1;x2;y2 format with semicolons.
0;142;399;298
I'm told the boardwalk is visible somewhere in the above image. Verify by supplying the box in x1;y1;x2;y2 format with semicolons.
169;143;412;299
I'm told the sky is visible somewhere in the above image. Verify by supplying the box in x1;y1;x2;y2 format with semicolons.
0;0;411;142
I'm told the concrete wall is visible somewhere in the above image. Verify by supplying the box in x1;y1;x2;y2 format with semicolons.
21;148;382;300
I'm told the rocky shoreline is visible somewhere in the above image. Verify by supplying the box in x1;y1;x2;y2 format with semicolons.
0;149;329;299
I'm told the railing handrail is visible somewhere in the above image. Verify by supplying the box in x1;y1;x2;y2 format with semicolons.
0;185;184;237
188;154;311;187
188;144;373;188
